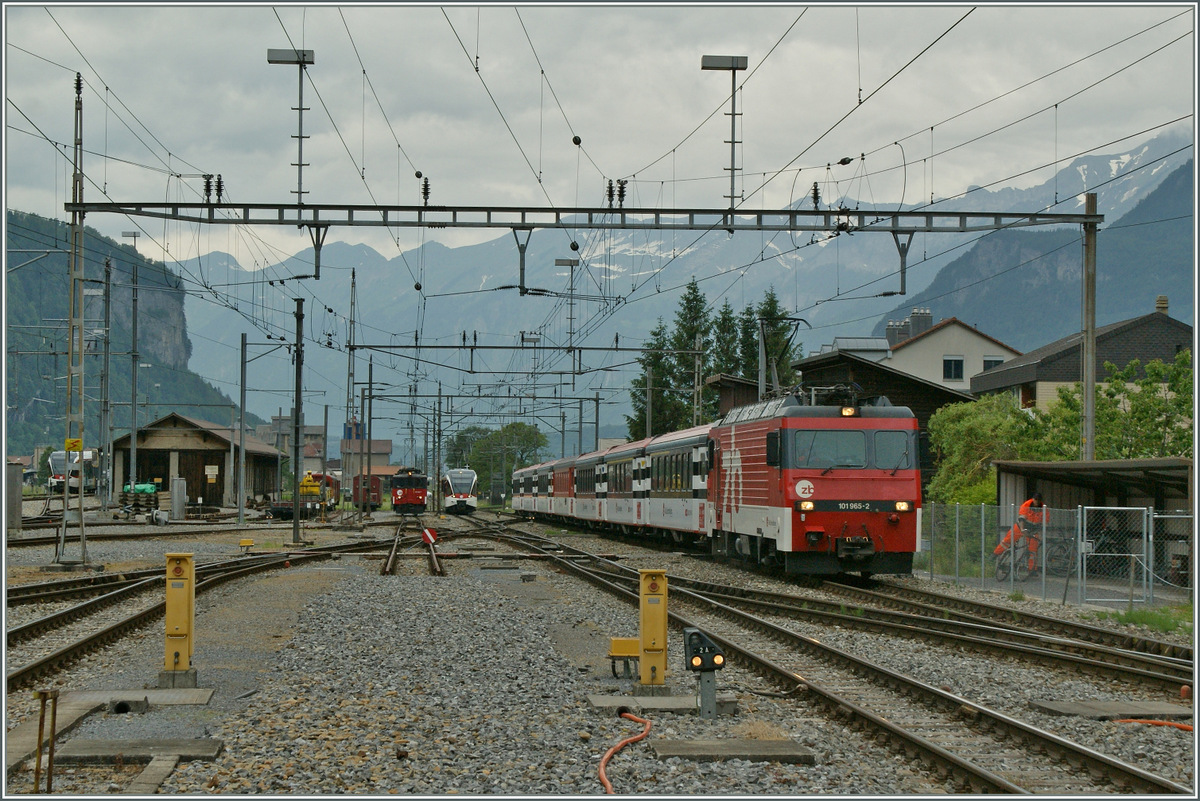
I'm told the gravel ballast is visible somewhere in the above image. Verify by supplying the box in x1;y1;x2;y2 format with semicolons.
4;523;1194;795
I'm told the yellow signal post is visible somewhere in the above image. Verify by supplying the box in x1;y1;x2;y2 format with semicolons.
159;553;198;688
638;569;668;685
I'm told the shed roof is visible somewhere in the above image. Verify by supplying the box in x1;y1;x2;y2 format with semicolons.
993;457;1193;502
111;412;281;456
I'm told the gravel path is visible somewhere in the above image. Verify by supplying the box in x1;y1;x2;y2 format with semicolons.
4;522;1194;795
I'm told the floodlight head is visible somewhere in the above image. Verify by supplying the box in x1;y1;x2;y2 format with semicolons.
267;48;315;65
701;55;747;71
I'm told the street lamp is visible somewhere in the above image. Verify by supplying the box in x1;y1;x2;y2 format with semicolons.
701;55;748;223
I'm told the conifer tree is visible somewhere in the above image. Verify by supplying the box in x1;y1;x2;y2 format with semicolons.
668;279;712;428
624;319;687;440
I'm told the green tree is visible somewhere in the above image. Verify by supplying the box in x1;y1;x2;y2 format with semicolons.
625;319;687;439
925;393;1046;503
757;287;802;391
927;351;1193;503
667;278;712;428
1041;351;1193;460
468;422;548;500
708;299;741;419
737;305;759;380
443;425;491;467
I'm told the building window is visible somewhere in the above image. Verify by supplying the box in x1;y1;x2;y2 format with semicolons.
943;356;964;381
982;356;1005;371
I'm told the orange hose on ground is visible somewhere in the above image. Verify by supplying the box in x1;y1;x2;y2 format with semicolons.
1114;719;1193;732
598;711;653;794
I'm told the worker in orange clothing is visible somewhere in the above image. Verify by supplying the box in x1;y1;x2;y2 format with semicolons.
994;493;1046;573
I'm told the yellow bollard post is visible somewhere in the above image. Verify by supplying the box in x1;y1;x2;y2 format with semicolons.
159;553;198;688
638;569;668;686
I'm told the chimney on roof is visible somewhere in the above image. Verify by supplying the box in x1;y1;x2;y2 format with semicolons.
885;319;910;347
909;308;933;337
1156;295;1169;314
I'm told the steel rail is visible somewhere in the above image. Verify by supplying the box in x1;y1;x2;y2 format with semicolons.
5;539;391;693
482;528;1189;794
829;579;1192;662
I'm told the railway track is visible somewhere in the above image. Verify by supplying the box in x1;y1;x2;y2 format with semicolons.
601;573;1194;688
466;523;1190;794
5;538;393;693
826;577;1193;662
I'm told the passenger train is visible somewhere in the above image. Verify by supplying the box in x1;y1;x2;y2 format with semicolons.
440;468;479;514
391;466;429;515
513;385;921;576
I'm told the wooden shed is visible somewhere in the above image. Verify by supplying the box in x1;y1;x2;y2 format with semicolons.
111;413;282;508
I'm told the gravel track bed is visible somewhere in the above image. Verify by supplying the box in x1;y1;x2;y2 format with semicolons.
5;521;1193;795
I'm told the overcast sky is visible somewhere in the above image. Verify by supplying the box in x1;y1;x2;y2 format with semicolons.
5;2;1195;264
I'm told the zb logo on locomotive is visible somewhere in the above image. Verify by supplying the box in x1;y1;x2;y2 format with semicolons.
795;479;815;499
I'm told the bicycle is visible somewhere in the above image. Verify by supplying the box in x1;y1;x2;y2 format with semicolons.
995;521;1040;582
1044;536;1077;577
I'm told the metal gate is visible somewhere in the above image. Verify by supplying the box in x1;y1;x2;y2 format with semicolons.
1080;506;1149;605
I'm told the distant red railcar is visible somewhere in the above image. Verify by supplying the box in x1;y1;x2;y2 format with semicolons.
391;467;428;515
351;474;384;511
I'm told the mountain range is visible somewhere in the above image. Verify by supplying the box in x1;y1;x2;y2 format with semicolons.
6;128;1193;459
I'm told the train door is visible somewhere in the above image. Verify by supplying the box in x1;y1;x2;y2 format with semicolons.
710;442;722;531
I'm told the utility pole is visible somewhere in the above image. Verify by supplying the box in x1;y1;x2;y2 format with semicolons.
238;333;247;524
1081;192;1098;460
99;258;111;510
359;387;367;523
58;72;88;565
321;404;328;522
124;230;140;512
366;358;374;518
292;297;304;544
345;269;356;447
646;365;653;439
757;318;767;401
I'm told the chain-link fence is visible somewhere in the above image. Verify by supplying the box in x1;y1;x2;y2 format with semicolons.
914;503;1193;608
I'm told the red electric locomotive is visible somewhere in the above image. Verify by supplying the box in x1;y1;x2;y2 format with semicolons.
707;385;921;576
391;466;428;515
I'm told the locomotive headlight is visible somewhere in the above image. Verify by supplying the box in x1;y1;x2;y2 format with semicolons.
798;500;814;511
840;406;857;417
894;501;910;512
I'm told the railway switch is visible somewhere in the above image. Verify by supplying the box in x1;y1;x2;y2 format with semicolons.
638;570;668;685
159;553;198;689
683;627;725;719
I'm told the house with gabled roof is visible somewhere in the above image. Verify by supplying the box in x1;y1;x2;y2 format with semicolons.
884;309;1022;391
970;296;1193;410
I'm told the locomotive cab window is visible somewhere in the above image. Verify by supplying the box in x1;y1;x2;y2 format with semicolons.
793;430;866;469
874;431;913;471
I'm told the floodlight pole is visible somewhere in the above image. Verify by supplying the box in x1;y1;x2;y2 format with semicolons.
267;48;314;208
702;55;747;224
